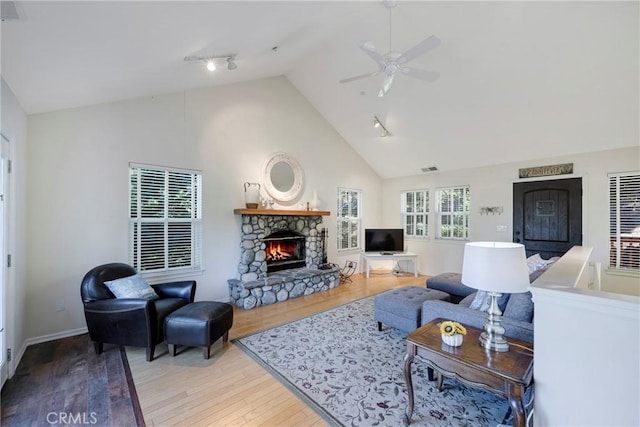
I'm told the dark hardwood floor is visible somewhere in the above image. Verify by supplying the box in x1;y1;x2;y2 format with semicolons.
1;333;143;426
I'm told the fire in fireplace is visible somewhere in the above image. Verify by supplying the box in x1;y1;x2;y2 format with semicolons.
264;230;306;273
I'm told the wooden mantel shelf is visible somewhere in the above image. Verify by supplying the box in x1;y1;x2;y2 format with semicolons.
234;208;330;216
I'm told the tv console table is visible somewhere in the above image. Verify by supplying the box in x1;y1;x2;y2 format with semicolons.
360;252;418;279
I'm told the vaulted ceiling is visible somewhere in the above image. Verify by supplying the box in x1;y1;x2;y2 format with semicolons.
2;1;638;178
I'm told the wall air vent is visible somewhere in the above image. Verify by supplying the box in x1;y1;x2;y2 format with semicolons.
1;1;20;21
421;166;438;173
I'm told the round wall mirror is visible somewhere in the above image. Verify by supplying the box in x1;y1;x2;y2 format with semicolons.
271;161;295;192
262;152;304;202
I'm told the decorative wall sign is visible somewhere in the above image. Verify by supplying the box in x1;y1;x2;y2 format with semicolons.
519;163;573;179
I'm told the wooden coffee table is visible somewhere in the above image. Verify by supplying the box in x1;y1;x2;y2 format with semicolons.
403;319;534;427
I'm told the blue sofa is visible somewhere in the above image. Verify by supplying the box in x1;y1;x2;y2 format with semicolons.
422;261;556;344
421;291;535;343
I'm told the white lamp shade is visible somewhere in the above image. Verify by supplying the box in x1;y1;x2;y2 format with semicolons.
461;242;530;294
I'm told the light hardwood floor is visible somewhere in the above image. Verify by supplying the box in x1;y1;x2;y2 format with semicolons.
127;271;427;426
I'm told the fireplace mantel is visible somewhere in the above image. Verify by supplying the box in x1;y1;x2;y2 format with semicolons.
234;208;330;216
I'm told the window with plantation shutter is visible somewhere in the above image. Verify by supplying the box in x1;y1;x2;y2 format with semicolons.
337;188;361;251
436;186;470;240
609;172;640;271
129;164;202;277
402;190;429;238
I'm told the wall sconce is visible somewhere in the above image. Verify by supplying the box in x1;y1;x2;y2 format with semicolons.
480;206;504;215
373;116;390;137
184;54;238;71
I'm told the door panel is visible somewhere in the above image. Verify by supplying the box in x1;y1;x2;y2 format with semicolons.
514;178;582;259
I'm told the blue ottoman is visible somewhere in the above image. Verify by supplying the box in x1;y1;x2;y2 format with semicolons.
426;272;476;304
374;286;450;333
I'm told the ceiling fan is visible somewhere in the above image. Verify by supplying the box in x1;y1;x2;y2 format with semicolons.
340;0;440;97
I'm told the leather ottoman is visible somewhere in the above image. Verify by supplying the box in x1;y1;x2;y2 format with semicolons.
164;301;233;359
374;286;450;333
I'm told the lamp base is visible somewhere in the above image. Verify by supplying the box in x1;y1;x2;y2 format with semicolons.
479;291;510;352
479;331;509;352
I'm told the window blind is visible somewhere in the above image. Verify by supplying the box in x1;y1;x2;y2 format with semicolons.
130;164;202;274
609;172;640;270
402;190;429;237
337;188;361;251
436;186;470;240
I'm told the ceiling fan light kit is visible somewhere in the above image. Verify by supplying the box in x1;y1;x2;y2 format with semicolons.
340;0;440;97
184;54;238;72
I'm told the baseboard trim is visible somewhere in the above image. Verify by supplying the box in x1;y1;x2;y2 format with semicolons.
25;327;89;347
13;327;89;374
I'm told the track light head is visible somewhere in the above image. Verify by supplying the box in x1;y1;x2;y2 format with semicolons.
373;116;390;137
184;54;238;72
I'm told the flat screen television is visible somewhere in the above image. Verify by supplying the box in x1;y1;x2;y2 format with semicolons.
364;228;404;253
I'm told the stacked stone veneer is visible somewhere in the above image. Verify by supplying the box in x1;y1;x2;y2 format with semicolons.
228;213;340;309
229;267;340;310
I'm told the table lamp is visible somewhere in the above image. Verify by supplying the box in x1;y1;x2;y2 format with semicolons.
461;242;530;352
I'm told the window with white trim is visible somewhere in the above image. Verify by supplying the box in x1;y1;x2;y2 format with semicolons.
436;186;470;240
609;171;640;271
337;188;361;251
129;164;202;276
402;190;429;238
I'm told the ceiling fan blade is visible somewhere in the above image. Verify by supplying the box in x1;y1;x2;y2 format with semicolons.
400;67;440;82
358;41;386;66
378;74;395;97
339;71;380;84
397;35;441;65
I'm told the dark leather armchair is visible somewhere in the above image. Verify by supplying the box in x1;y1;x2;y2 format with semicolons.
80;263;196;361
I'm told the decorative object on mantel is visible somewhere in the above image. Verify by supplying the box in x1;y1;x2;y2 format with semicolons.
519;163;573;179
243;182;261;209
480;206;504;215
260;197;275;209
439;320;466;347
310;189;320;211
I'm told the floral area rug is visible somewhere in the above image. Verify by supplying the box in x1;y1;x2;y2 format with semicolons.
234;297;510;427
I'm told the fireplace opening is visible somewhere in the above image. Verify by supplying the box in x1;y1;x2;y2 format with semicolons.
264;230;306;273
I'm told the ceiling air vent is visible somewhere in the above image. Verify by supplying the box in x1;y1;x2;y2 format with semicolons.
1;1;20;21
421;166;438;173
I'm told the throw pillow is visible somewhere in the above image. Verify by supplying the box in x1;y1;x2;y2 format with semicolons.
459;293;477;307
526;254;544;274
503;292;534;322
104;274;159;300
469;291;510;312
468;291;491;311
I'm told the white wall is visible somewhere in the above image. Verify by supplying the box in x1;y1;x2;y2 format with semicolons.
25;76;382;340
1;77;28;378
382;146;640;296
531;268;639;426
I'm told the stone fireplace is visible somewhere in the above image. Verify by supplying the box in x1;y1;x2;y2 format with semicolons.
228;209;340;309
